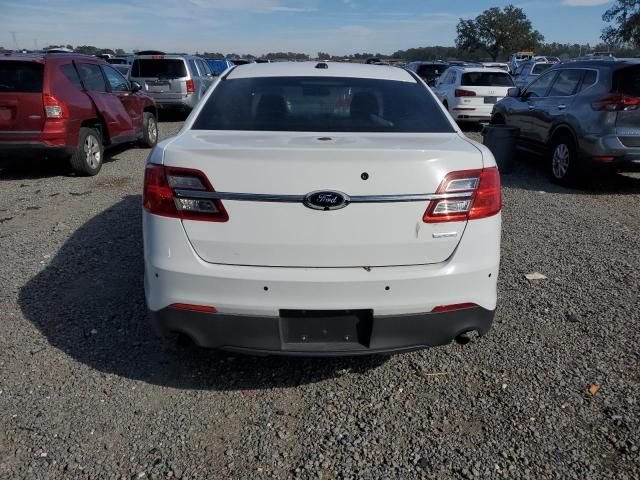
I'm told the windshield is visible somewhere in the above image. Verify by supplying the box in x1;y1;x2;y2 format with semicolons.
461;72;514;87
131;59;187;78
0;61;44;92
417;65;446;79
192;76;455;133
532;63;554;75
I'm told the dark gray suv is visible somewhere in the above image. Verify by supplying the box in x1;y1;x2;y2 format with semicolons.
492;59;640;184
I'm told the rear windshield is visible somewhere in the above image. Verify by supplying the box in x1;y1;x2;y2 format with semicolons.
131;59;187;78
461;72;514;87
0;61;44;92
532;63;554;75
615;66;640;97
417;65;446;78
192;76;455;133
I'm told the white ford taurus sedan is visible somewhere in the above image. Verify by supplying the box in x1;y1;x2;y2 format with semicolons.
143;61;501;356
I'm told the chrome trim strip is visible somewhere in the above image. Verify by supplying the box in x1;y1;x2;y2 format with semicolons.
174;190;473;203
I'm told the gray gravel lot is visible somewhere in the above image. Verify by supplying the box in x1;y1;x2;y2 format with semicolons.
0;121;639;480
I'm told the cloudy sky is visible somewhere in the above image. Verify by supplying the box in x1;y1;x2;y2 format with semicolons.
0;0;614;54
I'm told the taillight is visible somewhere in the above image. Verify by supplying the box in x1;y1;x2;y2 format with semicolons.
591;94;640;111
185;79;195;93
455;89;476;97
143;164;228;222
43;94;68;119
423;167;501;223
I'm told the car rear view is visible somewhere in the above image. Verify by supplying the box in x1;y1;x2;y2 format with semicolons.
453;69;514;122
130;55;195;111
143;62;501;356
0;58;66;160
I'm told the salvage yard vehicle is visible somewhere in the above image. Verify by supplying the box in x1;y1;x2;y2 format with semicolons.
405;60;449;84
512;60;557;89
432;66;514;123
491;59;640;184
143;62;502;356
0;52;158;175
129;53;215;113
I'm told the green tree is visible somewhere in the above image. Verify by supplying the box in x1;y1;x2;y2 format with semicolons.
318;52;331;60
455;5;544;61
602;0;640;47
115;48;126;55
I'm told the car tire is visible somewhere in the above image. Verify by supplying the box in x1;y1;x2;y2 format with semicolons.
549;134;580;185
69;127;104;176
140;112;158;148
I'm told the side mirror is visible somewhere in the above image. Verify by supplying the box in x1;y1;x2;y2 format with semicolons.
507;87;521;98
130;81;142;93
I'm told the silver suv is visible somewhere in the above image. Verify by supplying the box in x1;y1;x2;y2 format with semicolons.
492;59;640;184
129;54;215;112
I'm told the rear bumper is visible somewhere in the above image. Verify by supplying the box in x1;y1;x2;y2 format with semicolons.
451;104;494;122
150;305;495;356
579;134;640;172
149;93;197;110
0;141;74;160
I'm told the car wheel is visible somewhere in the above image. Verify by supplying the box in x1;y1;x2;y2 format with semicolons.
140;112;158;148
490;114;505;125
550;135;579;185
69;127;103;176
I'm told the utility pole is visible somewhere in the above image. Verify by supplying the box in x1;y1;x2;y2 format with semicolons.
11;31;18;50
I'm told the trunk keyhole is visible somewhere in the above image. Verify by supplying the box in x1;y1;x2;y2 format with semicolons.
361;172;369;181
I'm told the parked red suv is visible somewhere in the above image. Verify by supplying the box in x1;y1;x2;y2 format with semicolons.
0;53;157;175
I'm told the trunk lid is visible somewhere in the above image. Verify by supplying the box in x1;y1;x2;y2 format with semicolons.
459;71;514;106
163;131;483;267
0;60;45;134
614;65;640;138
130;58;189;98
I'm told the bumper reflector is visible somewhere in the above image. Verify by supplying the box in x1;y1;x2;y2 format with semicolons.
169;303;217;314
431;303;478;313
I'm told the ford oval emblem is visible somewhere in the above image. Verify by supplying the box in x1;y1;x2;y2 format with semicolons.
303;190;350;211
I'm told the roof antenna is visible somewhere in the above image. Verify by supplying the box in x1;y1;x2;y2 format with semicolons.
315;62;328;69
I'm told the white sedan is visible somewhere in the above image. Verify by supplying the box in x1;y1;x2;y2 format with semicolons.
143;61;502;356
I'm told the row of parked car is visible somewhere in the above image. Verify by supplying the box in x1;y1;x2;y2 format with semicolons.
405;56;640;184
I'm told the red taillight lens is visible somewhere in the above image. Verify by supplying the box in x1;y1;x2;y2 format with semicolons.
423;167;501;223
455;89;476;97
185;79;195;93
591;94;640;111
143;164;228;222
43;94;68;119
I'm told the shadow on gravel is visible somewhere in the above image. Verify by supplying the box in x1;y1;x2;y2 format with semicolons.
501;153;640;195
18;195;385;390
0;144;142;181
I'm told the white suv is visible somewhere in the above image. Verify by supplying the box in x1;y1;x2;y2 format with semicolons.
143;62;502;356
433;66;515;123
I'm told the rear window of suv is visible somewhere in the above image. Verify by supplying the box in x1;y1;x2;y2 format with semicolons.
192;76;455;133
131;59;187;78
461;72;514;87
615;65;640;97
0;61;44;92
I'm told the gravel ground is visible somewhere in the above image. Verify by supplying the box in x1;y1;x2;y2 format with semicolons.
0;121;639;480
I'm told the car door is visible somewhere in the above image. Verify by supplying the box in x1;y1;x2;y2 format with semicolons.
102;64;144;133
529;69;583;145
515;71;558;145
197;60;214;89
75;62;134;141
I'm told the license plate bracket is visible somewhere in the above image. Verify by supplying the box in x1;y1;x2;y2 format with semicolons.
280;309;373;347
484;96;498;104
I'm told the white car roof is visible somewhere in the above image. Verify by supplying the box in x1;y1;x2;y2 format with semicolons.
226;61;416;83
